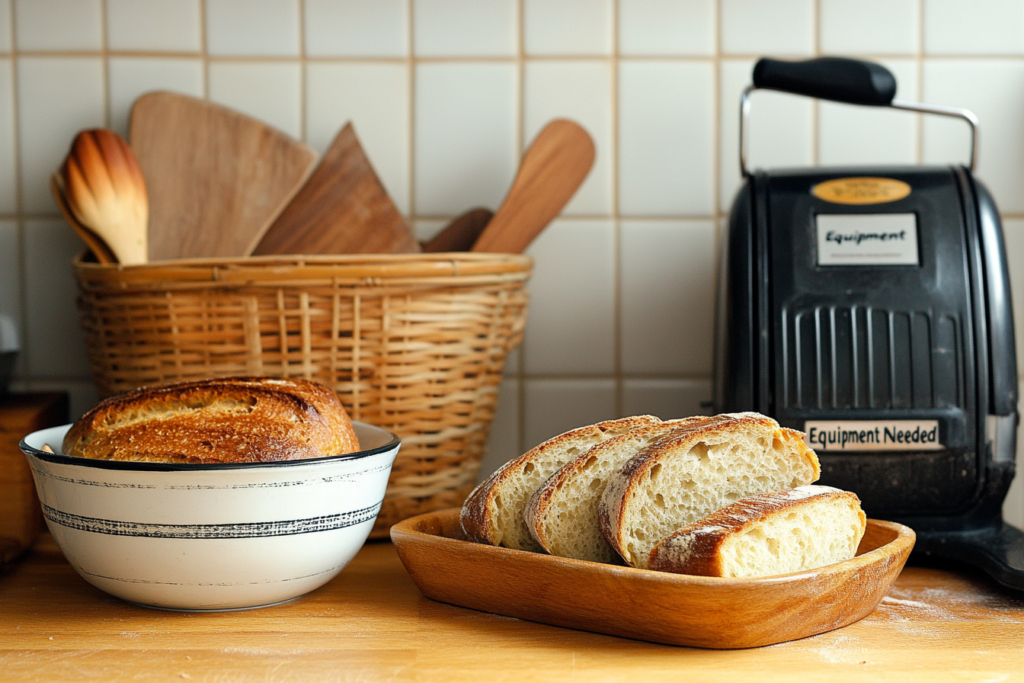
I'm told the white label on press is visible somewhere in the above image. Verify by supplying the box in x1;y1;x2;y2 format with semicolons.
816;213;919;266
804;420;942;452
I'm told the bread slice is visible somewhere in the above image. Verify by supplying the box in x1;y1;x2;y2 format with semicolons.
648;485;866;577
525;416;720;563
599;413;820;568
461;416;660;551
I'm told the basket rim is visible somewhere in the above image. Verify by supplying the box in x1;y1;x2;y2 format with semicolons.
73;251;533;286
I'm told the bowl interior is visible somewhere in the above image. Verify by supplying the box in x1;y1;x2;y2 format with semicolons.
22;421;398;466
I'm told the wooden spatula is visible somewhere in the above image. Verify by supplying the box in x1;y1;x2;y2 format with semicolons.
472;119;595;254
253;123;419;255
423;208;493;253
129;92;318;260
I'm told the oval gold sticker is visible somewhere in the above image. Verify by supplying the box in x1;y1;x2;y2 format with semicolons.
811;177;912;205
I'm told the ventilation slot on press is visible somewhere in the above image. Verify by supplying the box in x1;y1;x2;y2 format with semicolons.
781;306;962;411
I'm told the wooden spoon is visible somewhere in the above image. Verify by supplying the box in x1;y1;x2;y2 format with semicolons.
472;119;595;253
60;129;147;264
423;208;493;253
253;122;419;255
51;173;117;265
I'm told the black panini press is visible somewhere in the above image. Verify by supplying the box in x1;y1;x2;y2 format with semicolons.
714;57;1024;590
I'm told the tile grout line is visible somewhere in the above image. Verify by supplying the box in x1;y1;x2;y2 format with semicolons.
516;0;526;454
811;0;819;166
611;0;621;418
298;0;307;143
916;0;924;164
407;0;415;223
8;0;28;381
100;0;110;128
199;0;209;99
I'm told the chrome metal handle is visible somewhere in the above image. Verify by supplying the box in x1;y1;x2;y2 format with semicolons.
739;86;980;176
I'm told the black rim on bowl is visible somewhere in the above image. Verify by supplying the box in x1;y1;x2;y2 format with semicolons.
20;423;401;472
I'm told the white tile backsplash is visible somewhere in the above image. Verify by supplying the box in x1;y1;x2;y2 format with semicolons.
620;219;716;375
108;58;204;136
24;219;91;378
524;60;612;215
479;378;520;479
925;0;1024;55
820;0;918;55
524;0;613;56
720;0;814;56
305;0;408;58
818;59;918;166
208;62;302;138
619;61;714;216
621;378;712;420
0;220;20;352
306;62;410;213
206;0;300;56
0;1;11;53
524;219;615;375
0;58;15;213
719;58;813;212
524;378;616;446
414;62;517;215
8;0;1024;519
619;0;715;56
14;0;102;51
923;59;1024;214
414;0;517;57
17;57;105;213
106;0;202;53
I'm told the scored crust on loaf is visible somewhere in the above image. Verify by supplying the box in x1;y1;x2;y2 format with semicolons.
525;416;721;563
598;413;820;568
460;415;661;551
63;376;360;463
648;485;867;578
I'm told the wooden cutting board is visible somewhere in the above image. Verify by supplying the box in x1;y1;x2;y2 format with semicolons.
253;123;419;255
129;92;318;261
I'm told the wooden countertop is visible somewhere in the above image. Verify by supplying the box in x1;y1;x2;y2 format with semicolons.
2;533;1024;682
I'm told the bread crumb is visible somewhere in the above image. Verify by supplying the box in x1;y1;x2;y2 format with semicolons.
179;674;191;680
41;444;54;453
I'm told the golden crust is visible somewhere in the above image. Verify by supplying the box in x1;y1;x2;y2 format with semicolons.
460;416;661;548
648;487;866;575
598;414;821;566
524;416;717;555
62;377;359;464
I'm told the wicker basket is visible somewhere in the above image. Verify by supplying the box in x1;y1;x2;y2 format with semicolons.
72;253;531;536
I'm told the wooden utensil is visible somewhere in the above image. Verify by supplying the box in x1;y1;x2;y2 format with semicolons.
423;208;493;252
253;123;419;255
59;130;147;265
51;174;117;265
472;119;595;254
129;91;318;261
391;508;916;649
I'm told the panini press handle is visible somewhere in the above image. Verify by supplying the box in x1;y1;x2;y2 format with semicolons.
740;56;980;175
753;57;896;106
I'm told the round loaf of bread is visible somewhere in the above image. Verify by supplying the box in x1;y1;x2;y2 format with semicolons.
62;377;360;464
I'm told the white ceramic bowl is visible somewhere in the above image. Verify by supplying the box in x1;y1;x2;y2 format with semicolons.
20;422;400;611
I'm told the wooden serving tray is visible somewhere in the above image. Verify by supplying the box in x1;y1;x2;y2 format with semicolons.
391;508;915;649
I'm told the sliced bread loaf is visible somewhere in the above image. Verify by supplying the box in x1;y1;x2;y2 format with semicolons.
598;413;820;568
461;415;660;551
648;485;866;577
525;416;718;563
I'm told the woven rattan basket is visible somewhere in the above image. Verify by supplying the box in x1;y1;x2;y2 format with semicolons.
72;253;531;536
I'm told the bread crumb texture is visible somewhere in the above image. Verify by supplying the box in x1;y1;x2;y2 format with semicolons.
600;413;820;568
650;485;867;577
